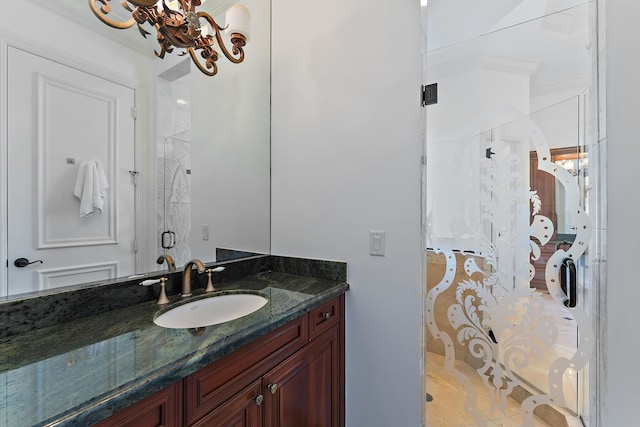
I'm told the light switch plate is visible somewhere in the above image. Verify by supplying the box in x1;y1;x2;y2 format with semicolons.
370;231;385;256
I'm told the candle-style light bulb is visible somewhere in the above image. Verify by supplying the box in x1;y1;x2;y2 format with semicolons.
225;4;251;42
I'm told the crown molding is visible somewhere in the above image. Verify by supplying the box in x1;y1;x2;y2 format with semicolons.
27;0;154;57
530;74;589;98
428;53;540;80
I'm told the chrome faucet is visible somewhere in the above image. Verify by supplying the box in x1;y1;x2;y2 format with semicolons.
181;259;206;297
156;254;176;272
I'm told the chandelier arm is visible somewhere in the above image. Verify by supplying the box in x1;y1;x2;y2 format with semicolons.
88;0;136;29
89;0;247;78
199;13;246;64
127;0;160;7
182;0;194;12
188;48;218;76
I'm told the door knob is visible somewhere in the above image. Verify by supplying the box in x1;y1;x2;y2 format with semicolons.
254;394;264;406
268;383;278;394
14;258;43;268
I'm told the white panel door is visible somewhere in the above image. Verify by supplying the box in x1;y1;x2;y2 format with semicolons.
7;46;136;296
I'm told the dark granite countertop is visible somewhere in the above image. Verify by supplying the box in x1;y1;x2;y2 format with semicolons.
0;256;348;427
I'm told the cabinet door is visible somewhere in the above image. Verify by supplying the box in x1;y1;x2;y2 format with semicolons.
191;379;263;427
93;382;182;427
184;317;307;425
263;326;339;427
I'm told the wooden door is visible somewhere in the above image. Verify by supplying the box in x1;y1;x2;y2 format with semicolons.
263;326;339;427
529;146;585;290
6;46;137;296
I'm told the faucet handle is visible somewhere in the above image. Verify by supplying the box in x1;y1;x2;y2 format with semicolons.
204;267;226;292
140;277;170;305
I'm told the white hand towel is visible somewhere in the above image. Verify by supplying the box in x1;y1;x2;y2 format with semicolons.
92;161;109;213
73;160;109;217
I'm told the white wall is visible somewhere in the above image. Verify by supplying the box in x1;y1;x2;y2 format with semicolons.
427;65;532;142
271;0;423;426
601;0;640;424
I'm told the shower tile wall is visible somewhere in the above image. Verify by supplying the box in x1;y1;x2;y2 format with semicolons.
156;71;192;267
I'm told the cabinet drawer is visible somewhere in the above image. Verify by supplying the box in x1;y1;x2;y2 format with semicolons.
190;379;262;427
185;316;307;425
308;298;341;340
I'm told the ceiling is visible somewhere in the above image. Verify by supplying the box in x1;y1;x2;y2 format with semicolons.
425;0;590;51
27;0;240;57
29;0;590;98
425;0;592;97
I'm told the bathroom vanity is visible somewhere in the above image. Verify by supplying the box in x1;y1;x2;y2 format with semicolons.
0;255;348;427
96;296;343;427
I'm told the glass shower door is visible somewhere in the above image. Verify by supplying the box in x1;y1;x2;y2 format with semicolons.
156;65;193;268
423;2;597;426
425;98;593;427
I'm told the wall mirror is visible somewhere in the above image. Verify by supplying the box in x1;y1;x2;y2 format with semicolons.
0;0;271;298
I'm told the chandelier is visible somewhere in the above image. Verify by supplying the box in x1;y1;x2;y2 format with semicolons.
88;0;251;76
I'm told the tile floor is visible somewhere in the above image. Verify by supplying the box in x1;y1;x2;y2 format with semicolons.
426;352;551;427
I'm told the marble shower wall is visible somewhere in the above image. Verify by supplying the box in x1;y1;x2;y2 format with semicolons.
156;64;192;267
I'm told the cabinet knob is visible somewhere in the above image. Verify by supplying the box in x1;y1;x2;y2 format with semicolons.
322;312;332;320
254;394;264;405
268;383;278;394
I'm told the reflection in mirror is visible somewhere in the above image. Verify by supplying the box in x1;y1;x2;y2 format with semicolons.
0;0;270;297
155;0;271;266
553;148;588;234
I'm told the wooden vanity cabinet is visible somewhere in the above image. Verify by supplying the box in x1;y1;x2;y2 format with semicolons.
263;324;340;427
93;294;344;427
184;315;309;425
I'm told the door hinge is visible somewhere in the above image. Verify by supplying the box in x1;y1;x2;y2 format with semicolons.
421;83;438;107
129;170;139;186
130;107;137;119
132;241;138;253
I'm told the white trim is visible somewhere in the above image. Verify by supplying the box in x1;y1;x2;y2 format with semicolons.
593;0;605;425
36;261;118;291
428;53;541;80
35;74;120;248
0;38;8;297
531;75;589;98
0;28;140;90
134;78;155;274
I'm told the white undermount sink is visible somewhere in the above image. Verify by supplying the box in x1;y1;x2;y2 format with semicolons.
153;293;268;329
